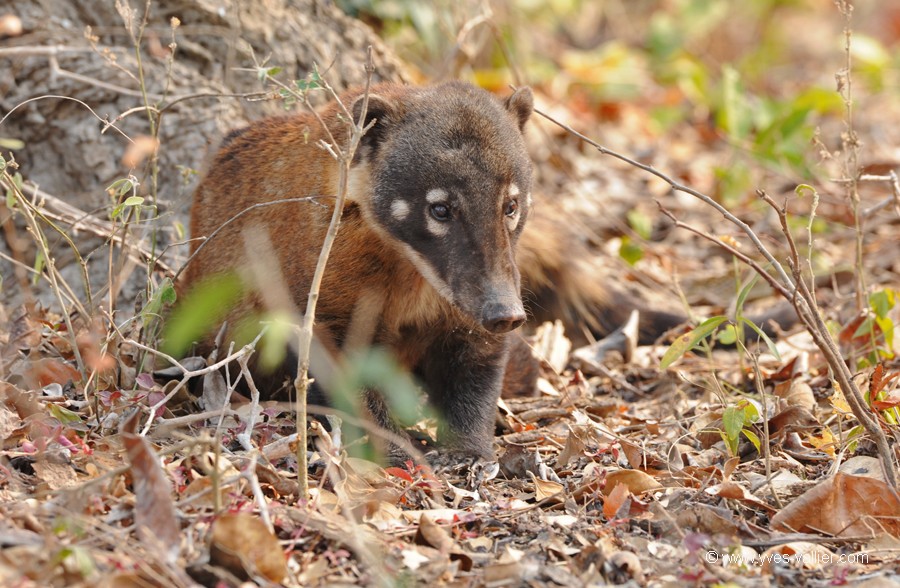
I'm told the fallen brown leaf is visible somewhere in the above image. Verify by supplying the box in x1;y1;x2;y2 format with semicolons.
120;411;180;563
603;469;662;495
529;470;565;502
603;482;631;519
771;472;900;537
209;513;288;583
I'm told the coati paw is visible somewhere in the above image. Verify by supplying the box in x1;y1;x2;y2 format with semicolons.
425;449;499;480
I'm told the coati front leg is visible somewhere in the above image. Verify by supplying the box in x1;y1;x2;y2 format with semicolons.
417;332;509;463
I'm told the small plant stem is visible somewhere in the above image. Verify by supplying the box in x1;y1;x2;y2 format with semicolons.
3;174;86;376
835;1;866;309
278;48;376;501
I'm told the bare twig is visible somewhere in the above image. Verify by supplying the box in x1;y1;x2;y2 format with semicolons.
2;171;87;375
127;330;266;435
859;171;900;218
282;47;377;501
0;95;133;142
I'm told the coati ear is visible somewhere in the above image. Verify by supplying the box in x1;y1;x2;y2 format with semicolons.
504;87;533;131
351;93;395;148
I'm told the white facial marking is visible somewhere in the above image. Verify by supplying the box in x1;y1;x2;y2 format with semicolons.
398;243;455;303
390;199;410;220
509;183;520;196
426;188;448;203
426;215;450;237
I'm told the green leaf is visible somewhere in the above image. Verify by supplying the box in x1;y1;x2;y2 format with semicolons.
31;250;45;286
740;317;781;361
869;289;895;320
722;405;745;442
716;324;737;345
734;273;761;319
161;272;244;357
717;65;751;142
140;278;177;329
49;404;82;425
122;195;144;207
660;315;728;369
618;236;644;266
741;428;761;454
258;66;283;82
295;74;322;92
106;178;135;198
845;425;864;452
626;209;653;240
741;400;760;423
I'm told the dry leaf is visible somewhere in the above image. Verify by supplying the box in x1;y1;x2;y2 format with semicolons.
0;405;20;445
771;472;900;537
705;481;774;512
767;405;819;435
209;513;288;583
557;429;587;468
400;508;463;524
674;504;741;536
604;469;662;495
618;440;645;470
33;457;78;491
400;547;433;571
22;358;81;389
415;514;454;553
547;514;578;528
774;379;816;411
838;455;887;481
120;412;179;563
181;476;231;509
532;320;572;373
605;551;644;584
528;470;565;502
603;482;631;519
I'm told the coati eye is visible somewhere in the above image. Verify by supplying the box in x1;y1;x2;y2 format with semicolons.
430;203;451;221
505;199;519;217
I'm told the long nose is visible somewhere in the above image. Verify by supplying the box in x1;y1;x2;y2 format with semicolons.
481;300;527;333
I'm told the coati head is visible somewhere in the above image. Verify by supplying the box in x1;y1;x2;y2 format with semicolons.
350;82;534;334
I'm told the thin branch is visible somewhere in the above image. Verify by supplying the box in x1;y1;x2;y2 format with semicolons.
289;47;377;501
0;95;132;143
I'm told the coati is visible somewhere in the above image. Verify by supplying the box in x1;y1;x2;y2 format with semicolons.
184;81;536;462
180;80;792;463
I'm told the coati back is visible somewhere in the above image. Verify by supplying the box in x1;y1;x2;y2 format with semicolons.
183;81;535;462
